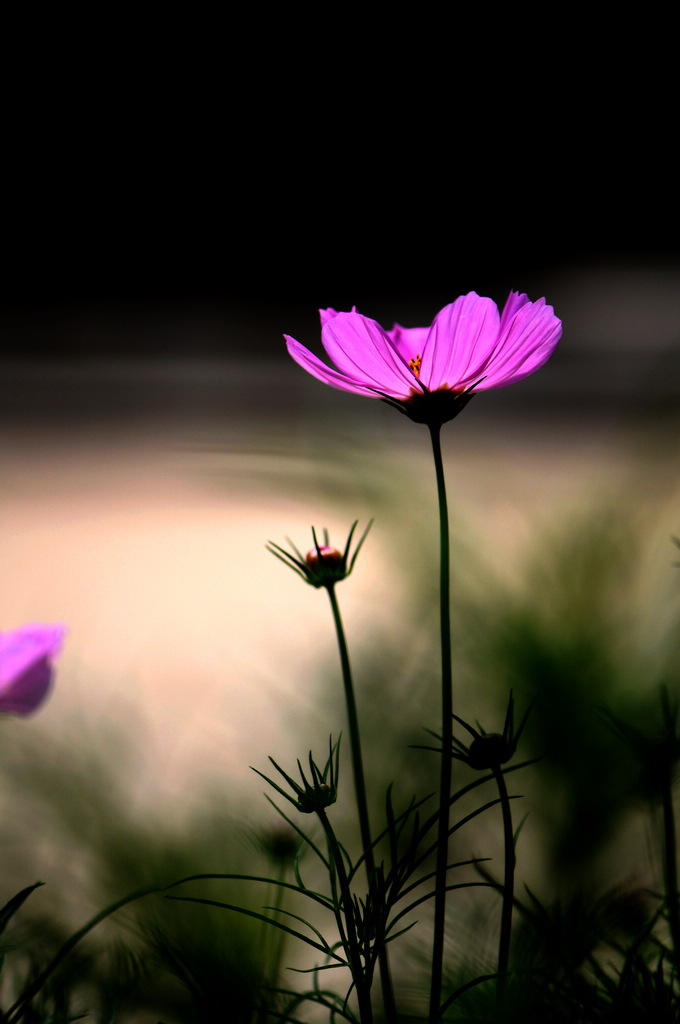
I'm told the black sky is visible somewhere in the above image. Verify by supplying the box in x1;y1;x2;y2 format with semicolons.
1;13;675;357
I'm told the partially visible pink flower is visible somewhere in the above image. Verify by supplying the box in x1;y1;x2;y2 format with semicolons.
0;624;66;716
285;291;562;426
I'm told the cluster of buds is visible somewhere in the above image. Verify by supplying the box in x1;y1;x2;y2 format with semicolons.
253;738;341;815
267;521;372;589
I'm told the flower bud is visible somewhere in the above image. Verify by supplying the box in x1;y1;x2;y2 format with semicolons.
305;546;343;572
256;738;341;817
468;732;513;770
257;824;300;865
296;780;337;814
268;521;372;589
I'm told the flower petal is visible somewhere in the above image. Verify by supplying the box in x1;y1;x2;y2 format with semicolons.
286;291;561;412
385;323;430;364
285;336;382;397
475;297;562;389
320;312;419;398
420;293;501;390
319;306;357;328
0;623;66;715
498;291;530;333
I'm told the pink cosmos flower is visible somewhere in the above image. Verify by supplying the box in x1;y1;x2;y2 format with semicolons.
285;291;562;426
0;623;66;715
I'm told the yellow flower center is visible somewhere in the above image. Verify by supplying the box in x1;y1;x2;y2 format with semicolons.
408;353;422;378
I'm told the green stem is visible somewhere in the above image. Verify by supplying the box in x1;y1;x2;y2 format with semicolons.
257;861;287;1024
319;809;374;1024
326;584;397;1024
493;766;515;1006
661;772;680;977
326;584;375;874
428;423;453;1024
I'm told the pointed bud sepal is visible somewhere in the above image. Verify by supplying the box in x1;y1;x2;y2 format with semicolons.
450;691;533;771
267;520;373;589
252;737;340;814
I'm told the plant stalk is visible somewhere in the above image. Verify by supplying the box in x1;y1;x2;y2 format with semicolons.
428;423;453;1024
319;809;374;1024
326;583;397;1024
493;766;515;1006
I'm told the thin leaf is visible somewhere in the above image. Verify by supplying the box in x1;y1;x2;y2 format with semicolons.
397;857;491;903
0;882;44;936
252;766;302;809
163;872;335;913
513;812;530;848
439;972;498;1015
165;894;344;962
266;905;344;961
387;881;496;933
414;795;520;871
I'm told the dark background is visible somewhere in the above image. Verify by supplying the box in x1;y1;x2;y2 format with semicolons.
1;11;676;359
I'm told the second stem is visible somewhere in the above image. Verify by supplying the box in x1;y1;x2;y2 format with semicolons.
428;423;453;1024
325;583;397;1024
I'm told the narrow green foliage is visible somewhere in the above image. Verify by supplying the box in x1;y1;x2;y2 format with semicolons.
0;885;44;937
